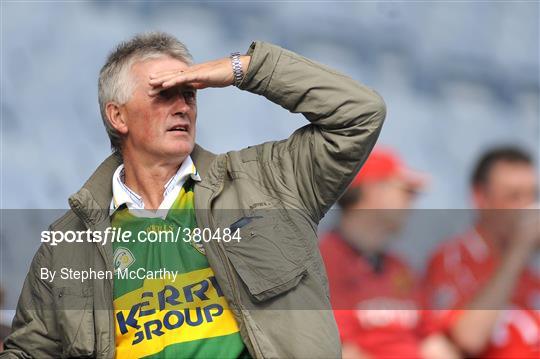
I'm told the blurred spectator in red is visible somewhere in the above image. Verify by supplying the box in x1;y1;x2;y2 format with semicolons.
424;146;540;358
320;147;459;359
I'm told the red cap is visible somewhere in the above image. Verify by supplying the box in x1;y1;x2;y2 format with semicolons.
350;147;427;190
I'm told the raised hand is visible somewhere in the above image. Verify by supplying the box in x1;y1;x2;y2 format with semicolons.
513;206;540;251
148;55;250;96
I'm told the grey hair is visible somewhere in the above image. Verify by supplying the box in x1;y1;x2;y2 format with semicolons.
98;32;193;152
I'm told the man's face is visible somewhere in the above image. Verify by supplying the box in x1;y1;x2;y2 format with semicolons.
474;161;538;238
362;178;418;211
342;178;417;254
119;56;197;161
474;161;537;209
348;177;418;233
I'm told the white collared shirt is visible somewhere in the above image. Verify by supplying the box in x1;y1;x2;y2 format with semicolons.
110;156;201;219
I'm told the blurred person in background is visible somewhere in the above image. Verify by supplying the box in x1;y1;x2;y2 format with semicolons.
424;146;540;358
320;148;460;359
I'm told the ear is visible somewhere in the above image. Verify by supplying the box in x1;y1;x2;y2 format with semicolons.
105;102;128;135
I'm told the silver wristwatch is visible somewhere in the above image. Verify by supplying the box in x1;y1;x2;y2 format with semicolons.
230;52;244;87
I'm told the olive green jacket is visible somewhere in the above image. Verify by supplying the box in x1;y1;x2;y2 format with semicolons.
2;41;386;358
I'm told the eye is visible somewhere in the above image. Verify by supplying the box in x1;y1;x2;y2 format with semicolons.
183;89;196;102
157;88;176;100
155;87;196;103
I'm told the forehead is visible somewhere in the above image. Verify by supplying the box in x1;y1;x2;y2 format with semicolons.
130;55;189;81
488;161;537;187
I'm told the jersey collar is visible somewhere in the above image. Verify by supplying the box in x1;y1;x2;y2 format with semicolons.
110;155;201;217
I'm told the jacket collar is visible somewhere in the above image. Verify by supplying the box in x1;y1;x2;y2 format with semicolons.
68;144;218;228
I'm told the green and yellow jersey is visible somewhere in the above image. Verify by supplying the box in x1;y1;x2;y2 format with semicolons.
111;176;249;359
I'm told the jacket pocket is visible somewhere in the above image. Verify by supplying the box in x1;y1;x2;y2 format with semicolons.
222;210;308;302
52;283;95;358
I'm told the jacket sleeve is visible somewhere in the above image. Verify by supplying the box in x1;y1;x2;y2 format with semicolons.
1;242;62;358
237;41;386;222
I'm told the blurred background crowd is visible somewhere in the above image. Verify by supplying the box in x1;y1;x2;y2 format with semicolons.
1;1;539;357
321;146;539;358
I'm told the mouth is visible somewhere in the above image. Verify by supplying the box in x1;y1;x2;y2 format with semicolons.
167;124;189;133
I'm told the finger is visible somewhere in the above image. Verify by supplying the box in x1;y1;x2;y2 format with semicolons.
149;69;184;79
148;68;201;86
149;64;201;79
148;80;202;97
161;72;201;88
190;82;208;90
149;72;186;85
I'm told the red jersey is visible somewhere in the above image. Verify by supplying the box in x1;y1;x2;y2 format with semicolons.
320;231;424;358
424;229;540;358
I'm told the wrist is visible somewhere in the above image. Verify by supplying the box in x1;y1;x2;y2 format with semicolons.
240;55;251;75
230;52;245;87
229;52;251;87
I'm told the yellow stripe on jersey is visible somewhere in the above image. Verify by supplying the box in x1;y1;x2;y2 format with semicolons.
114;268;240;359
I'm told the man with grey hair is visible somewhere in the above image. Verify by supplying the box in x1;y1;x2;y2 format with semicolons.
2;32;386;358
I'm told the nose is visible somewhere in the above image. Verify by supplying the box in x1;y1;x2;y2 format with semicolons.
172;93;192;115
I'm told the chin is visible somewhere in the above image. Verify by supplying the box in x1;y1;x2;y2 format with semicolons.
164;141;194;158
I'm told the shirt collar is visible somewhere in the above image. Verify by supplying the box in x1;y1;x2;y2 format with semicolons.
110;155;201;215
163;155;201;197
